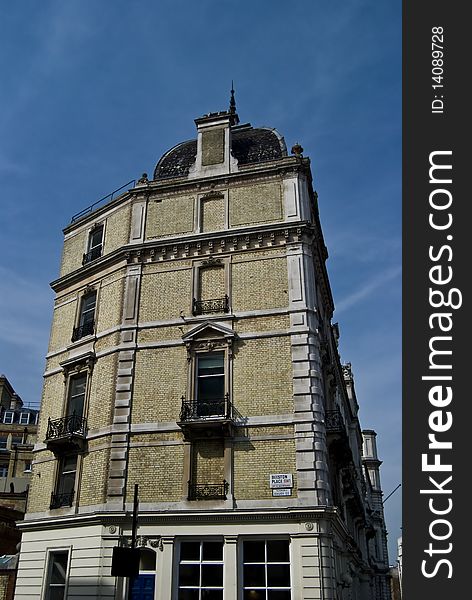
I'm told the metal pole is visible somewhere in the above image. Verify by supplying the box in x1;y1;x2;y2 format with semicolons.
131;484;139;548
382;483;401;505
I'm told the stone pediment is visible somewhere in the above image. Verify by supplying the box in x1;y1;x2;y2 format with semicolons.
182;321;235;342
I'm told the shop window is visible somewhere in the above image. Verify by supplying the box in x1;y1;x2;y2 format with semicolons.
242;539;291;599
178;540;224;599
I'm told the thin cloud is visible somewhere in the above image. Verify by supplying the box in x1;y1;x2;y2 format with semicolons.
335;265;401;314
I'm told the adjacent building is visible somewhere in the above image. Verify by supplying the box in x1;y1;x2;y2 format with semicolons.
0;375;38;510
14;97;390;600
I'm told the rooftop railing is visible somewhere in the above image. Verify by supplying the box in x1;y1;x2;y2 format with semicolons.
71;180;136;223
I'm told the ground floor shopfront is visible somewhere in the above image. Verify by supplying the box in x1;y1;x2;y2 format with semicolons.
14;509;376;600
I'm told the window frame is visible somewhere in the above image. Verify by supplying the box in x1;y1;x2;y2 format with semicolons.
51;454;78;509
83;222;104;265
3;410;14;424
72;288;97;342
191;257;231;317
176;538;225;599
42;548;71;600
239;538;292;600
19;412;31;425
0;464;8;477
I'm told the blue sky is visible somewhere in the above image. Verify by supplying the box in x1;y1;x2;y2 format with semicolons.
0;0;401;560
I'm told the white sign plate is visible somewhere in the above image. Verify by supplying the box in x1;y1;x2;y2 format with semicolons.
272;488;292;497
270;473;293;489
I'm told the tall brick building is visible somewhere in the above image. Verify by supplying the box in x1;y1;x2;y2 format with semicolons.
14;97;390;599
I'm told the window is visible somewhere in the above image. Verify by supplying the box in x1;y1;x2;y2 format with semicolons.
67;373;87;418
24;461;32;473
178;540;224;599
0;464;8;477
0;436;7;450
19;412;31;425
51;455;77;509
3;411;14;424
44;550;69;600
72;291;96;342
242;539;291;600
196;353;225;416
83;224;104;265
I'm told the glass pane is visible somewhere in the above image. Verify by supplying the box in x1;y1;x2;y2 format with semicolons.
70;375;86;397
267;541;289;563
201;590;223;600
82;293;96;313
90;227;103;248
198;355;224;373
198;376;225;401
244;541;266;563
244;591;266;600
244;564;266;587
267;591;291;600
179;590;199;600
50;553;68;584
202;541;223;561
62;455;78;473
267;564;290;587
179;564;200;586
180;541;201;561
201;564;223;587
48;587;66;600
140;549;156;571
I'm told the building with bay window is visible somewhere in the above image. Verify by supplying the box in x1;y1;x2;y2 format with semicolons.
14;96;391;600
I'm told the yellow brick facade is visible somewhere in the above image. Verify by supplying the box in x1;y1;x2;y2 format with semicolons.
201;195;225;231
229;181;283;226
145;194;195;238
88;354;117;430
26;457;56;513
96;271;125;332
48;299;77;352
234;438;297;500
233;336;293;417
231;256;288;311
199;265;226;299
192;439;225;484
79;448;110;505
103;204;131;254
140;266;193;321
60;230;87;277
127;445;185;502
133;347;188;423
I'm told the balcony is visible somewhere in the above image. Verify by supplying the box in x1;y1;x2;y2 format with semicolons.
325;408;346;436
50;491;74;509
45;414;88;454
71;320;95;342
325;408;352;465
177;394;234;439
192;295;229;316
82;245;102;265
188;480;228;501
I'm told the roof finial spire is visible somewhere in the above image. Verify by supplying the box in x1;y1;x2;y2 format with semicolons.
229;81;239;124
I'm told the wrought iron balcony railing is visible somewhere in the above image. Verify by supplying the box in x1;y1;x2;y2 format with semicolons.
71;320;95;342
192;295;229;316
46;414;87;440
50;491;74;509
82;245;102;265
180;394;231;421
325;408;346;435
188;480;228;501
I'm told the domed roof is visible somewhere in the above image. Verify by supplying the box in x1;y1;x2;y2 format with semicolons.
154;124;287;180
